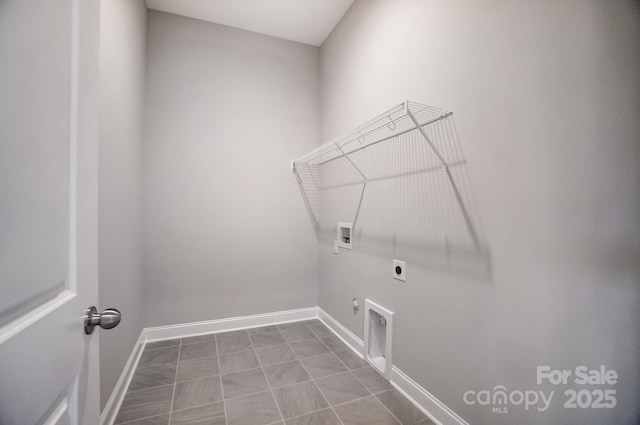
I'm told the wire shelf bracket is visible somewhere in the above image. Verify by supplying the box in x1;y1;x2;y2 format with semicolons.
292;100;480;251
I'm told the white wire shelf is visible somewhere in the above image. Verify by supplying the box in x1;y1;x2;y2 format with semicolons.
293;101;451;167
292;100;481;251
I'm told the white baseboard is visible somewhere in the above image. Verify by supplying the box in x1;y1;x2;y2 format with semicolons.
101;306;467;425
99;331;146;425
143;306;319;342
318;307;468;425
318;307;364;356
390;367;470;425
100;306;319;425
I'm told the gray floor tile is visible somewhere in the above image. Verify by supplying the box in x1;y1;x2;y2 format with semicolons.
280;326;317;343
289;339;330;359
263;360;311;388
172;376;222;411
179;342;217;361
115;385;173;424
251;328;282;337
217;335;253;354
219;349;260;374
315;372;370;405
181;334;216;346
334;396;401;425
285;408;340;425
272;381;328;419
146;339;180;350
250;331;287;348
119;414;169;425
176;356;219;382
221;368;269;399
248;325;278;334
302;319;321;326
170;402;225;425
353;367;392;394
300;353;348;379
307;324;333;339
225;391;282;425
333;350;367;370
276;321;307;330
138;346;180;369
129;364;177;392
320;335;348;353
256;344;297;366
215;329;248;340
376;389;431;425
116;324;432;425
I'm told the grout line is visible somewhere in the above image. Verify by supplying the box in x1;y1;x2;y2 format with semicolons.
113;321;297;424
305;374;346;425
249;328;286;425
180;338;217;347
134;360;178;371
256;342;353;369
213;334;228;425
349;368;405;425
373;391;409;425
350;368;376;397
170;400;222;415
128;332;363;417
174;355;220;383
272;366;344;387
116;412;169;425
134;347;180;371
123;319;416;425
279;392;382;423
135;342;182;371
167;339;182;425
140;344;180;352
217;335;256;357
280;324;347;425
290;321;400;424
218;362;363;402
318;322;406;425
222;388;280;403
194;351;364;425
120;382;174;396
220;365;262;378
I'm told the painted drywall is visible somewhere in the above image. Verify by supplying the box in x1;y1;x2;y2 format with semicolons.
319;1;640;424
143;11;320;327
98;0;147;410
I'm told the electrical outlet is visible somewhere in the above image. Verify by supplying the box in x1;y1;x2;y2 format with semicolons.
393;259;406;282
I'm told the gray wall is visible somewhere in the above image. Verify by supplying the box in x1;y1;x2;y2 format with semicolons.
319;1;640;424
142;11;320;327
98;0;147;410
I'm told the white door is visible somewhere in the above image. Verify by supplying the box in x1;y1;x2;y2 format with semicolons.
0;1;101;424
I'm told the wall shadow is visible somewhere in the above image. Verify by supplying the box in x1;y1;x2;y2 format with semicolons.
314;115;492;281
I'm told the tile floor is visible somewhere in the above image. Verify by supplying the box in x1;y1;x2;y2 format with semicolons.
115;319;435;425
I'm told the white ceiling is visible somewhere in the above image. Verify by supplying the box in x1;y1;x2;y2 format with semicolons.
145;0;354;46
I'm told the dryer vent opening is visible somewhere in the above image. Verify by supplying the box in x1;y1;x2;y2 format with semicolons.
364;299;394;381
